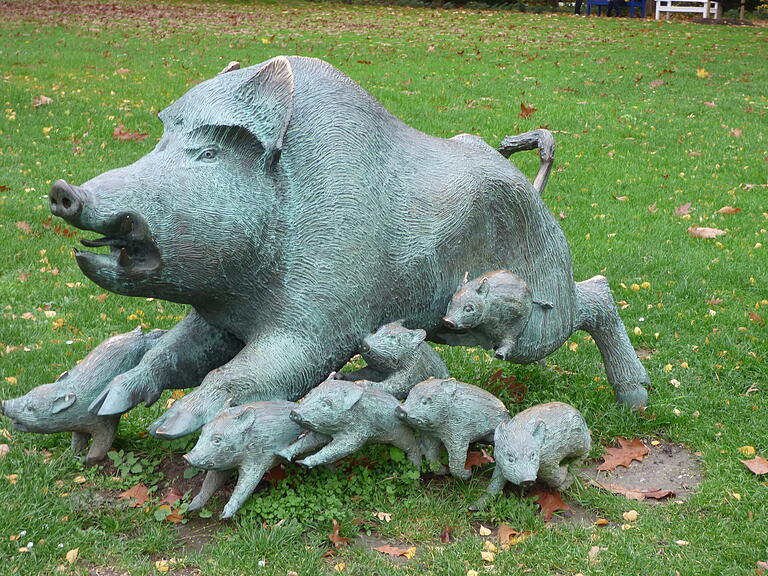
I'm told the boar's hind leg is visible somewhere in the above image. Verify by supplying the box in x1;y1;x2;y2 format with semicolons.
446;440;472;481
298;436;365;468
84;417;119;466
575;276;649;408
278;431;331;462
90;310;242;416
497;129;555;194
389;426;423;468
71;432;90;455
189;469;231;513
221;461;273;519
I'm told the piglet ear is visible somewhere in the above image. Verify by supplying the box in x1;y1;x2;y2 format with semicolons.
442;378;459;397
342;387;364;411
477;277;490;296
235;56;294;157
531;419;546;443
52;392;77;414
222;397;233;410
235;405;257;427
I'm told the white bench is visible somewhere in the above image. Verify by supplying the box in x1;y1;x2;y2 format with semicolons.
655;0;720;18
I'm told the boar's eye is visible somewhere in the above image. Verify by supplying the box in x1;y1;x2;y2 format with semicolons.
322;398;332;408
421;397;431;406
463;304;475;313
196;147;219;163
212;436;222;445
25;404;34;413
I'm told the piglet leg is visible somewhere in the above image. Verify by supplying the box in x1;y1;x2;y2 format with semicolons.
85;417;119;466
70;431;90;455
277;431;330;462
298;436;365;468
221;460;272;519
446;439;472;481
189;469;231;512
469;464;506;511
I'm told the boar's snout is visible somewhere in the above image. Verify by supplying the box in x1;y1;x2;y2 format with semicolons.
520;479;536;488
359;342;371;354
394;405;407;420
289;410;303;424
50;180;88;224
442;317;457;329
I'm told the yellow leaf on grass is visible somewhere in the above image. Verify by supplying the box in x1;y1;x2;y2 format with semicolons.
6;474;19;484
73;475;86;484
65;548;79;564
478;525;492;536
738;446;756;458
333;563;346;572
5;377;17;385
696;68;710;79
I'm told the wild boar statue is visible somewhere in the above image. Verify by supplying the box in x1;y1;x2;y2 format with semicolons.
48;55;649;439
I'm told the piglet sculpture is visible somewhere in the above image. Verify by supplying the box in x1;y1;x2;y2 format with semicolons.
1;327;164;465
396;378;509;480
338;321;450;399
470;402;590;511
184;401;304;519
280;373;423;468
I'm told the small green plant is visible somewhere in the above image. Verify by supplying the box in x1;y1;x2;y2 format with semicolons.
106;450;163;487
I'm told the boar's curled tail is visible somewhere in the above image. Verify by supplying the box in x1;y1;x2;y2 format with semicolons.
497;129;555;195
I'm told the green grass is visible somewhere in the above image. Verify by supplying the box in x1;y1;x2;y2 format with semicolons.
1;1;766;574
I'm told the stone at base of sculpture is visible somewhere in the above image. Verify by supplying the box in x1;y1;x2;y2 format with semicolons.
396;378;510;480
282;374;425;469
0;327;164;465
337;321;450;399
184;400;304;519
469;402;591;511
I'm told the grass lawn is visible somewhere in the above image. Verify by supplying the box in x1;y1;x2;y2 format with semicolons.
1;1;767;574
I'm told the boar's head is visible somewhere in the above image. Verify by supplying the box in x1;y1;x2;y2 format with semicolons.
361;321;427;371
289;377;364;433
442;278;490;330
184;404;257;470
50;57;295;304
1;380;78;434
396;378;454;431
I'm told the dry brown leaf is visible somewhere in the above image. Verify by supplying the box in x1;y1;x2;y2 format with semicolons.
497;524;530;548
374;545;416;558
489;369;528;403
613;195;629;201
519;102;536;119
741;456;768;475
113;124;148;141
114;68;131;75
159;487;183;506
118;483;150;507
675;202;692;216
478;525;492;536
439;526;453;543
749;312;765;326
0;444;9;460
707;297;724;305
688;226;725;239
16;221;31;234
465;448;494;470
328;519;351;548
649;79;664;89
647;203;658;214
264;464;287;487
716;206;741;215
598;438;649;471
756;561;768;575
33;95;53;108
597;481;673;501
530;488;571;521
65;548;79;564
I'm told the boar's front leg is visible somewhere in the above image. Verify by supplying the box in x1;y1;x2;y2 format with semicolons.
575;276;649;408
84;416;120;465
278;431;331;462
298;435;366;468
189;469;232;513
90;310;243;416
468;464;506;511
221;460;274;519
445;437;472;481
70;431;90;455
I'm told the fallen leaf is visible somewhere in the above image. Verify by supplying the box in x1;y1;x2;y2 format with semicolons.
647;202;658;213
730;128;742;138
687;226;727;239
622;510;638;522
597;481;674;501
588;545;607;565
113;124;148;141
716;206;740;215
16;221;31;234
530;488;571;521
707;297;724;305
478;525;492;536
328;519;351;548
374;545;416;558
741;456;768;475
465;448;494;470
481;550;495;562
159;487;183;506
613;195;629;201
73;475;87;484
118;483;150;507
489;369;527;403
594;518;609;526
0;185;10;192
649;79;664;88
155;560;170;573
519;102;536;119
675;540;690;546
497;524;530;548
165;508;184;523
675;202;692;216
375;511;392;523
483;540;497;553
264;464;287;487
0;445;8;460
333;563;346;572
33;95;53;108
114;68;131;75
598;438;649;471
749;312;765;326
739;446;756;458
6;474;19;484
756;561;768;575
440;526;453;543
703;101;716;107
696;68;710;79
65;548;79;564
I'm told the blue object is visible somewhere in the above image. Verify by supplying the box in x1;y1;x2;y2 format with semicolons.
587;0;646;17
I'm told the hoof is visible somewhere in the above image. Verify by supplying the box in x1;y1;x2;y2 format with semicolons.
468;503;480;512
616;386;648;409
149;409;203;439
276;449;292;462
187;498;204;513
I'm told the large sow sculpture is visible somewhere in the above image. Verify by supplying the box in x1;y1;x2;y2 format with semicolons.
48;56;648;438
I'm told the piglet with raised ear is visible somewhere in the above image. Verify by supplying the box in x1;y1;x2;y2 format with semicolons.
470;402;590;511
184;400;304;519
396;378;509;480
280;373;425;469
1;327;164;465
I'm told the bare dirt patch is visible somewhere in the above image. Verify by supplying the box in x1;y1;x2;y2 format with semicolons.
356;533;416;564
580;438;702;503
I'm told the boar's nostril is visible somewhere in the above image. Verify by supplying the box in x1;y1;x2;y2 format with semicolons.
359;343;371;354
442;317;456;329
289;410;301;423
50;179;86;223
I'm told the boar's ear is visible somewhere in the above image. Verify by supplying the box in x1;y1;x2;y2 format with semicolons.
222;397;233;410
442;378;459;397
410;329;427;347
235;56;294;160
342;387;364;411
235;405;257;428
323;372;337;384
531;419;546;443
477;277;490;296
52;392;77;414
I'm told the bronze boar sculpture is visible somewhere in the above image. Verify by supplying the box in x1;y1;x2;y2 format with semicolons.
40;55;648;443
